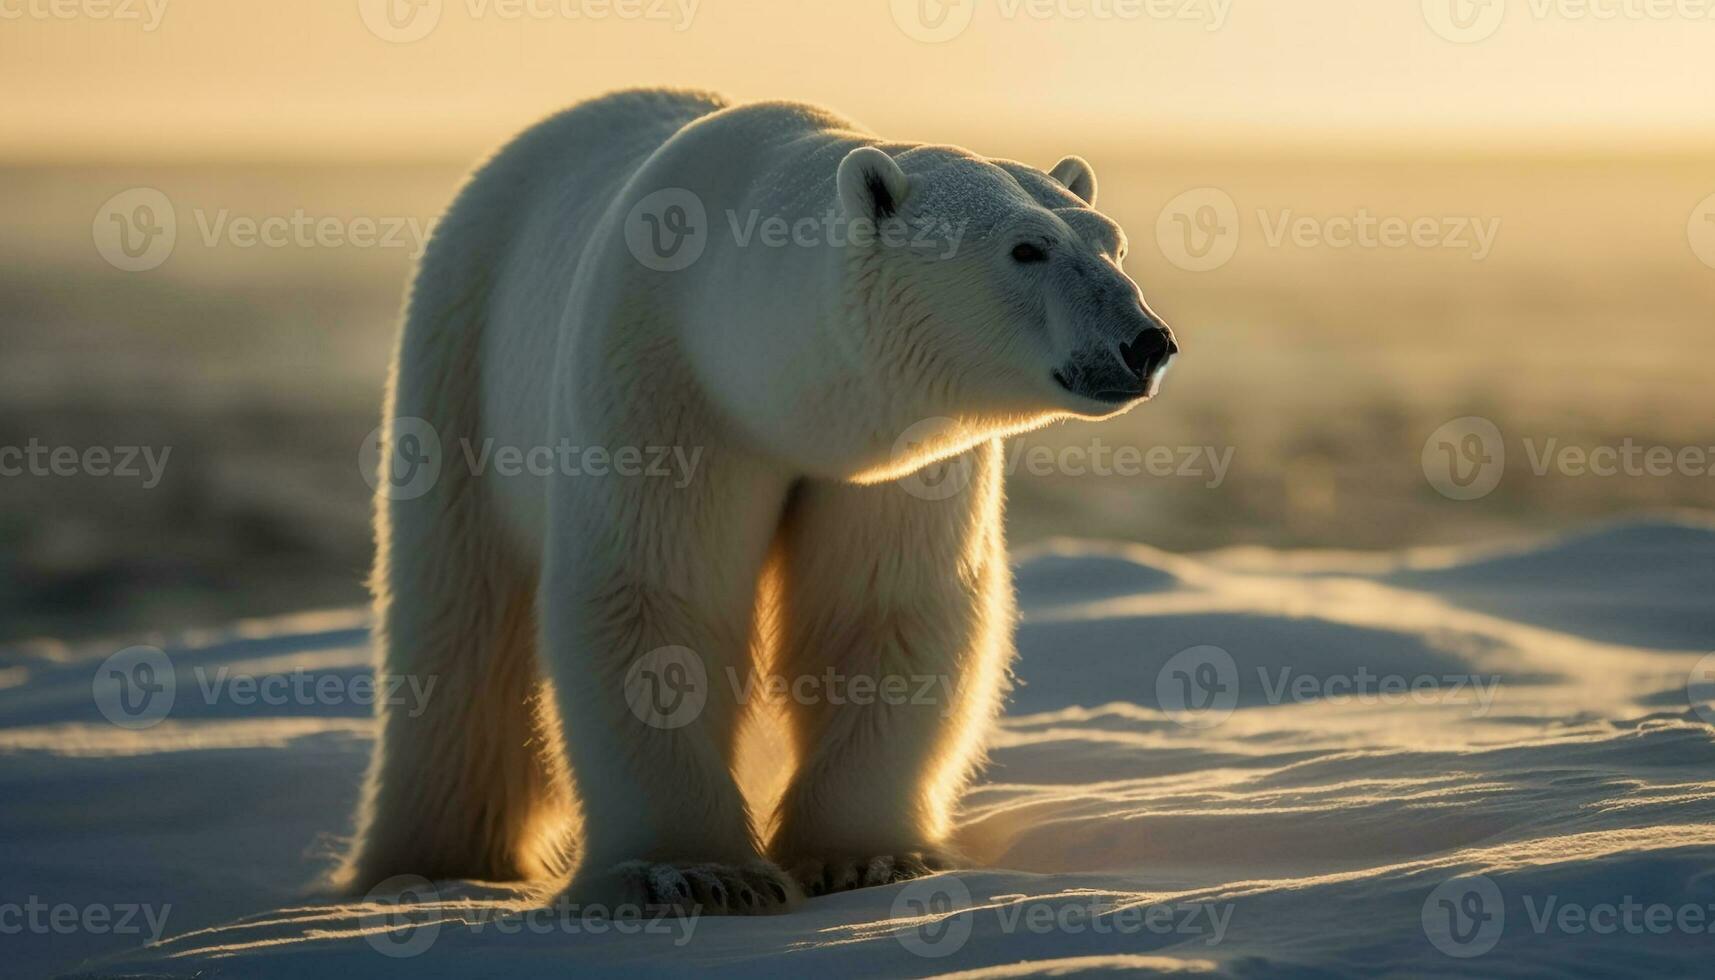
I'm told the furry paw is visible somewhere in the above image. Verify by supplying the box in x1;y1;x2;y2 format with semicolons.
788;851;955;897
563;859;800;916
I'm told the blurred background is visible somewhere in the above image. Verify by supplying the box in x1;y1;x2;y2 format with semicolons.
3;0;1712;644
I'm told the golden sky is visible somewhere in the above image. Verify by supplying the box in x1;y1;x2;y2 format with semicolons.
5;0;1714;159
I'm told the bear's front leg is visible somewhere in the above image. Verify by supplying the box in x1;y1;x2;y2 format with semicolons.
543;447;799;915
771;440;1014;896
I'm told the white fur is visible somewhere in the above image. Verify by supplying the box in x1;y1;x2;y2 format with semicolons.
338;89;1173;914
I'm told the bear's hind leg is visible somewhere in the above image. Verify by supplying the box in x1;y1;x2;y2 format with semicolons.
337;479;569;894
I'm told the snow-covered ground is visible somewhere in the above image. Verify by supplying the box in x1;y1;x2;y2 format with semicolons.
5;516;1714;978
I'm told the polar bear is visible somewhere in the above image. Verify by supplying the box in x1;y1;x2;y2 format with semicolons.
339;89;1177;914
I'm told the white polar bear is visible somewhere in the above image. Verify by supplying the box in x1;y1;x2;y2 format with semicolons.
339;88;1177;914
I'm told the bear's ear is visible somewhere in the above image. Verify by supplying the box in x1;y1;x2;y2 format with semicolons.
1049;155;1097;207
838;146;911;221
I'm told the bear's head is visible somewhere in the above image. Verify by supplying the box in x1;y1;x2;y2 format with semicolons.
834;144;1178;433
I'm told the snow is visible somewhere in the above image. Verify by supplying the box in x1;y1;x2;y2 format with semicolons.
6;516;1715;978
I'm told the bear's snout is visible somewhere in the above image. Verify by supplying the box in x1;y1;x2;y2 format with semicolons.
1053;311;1177;406
1119;326;1177;386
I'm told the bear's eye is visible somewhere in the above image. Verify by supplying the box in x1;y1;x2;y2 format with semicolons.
1011;242;1049;264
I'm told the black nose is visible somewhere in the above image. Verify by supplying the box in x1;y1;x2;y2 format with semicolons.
1119;328;1178;380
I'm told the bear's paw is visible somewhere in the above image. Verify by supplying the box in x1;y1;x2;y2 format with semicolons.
788;850;957;898
563;859;799;916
